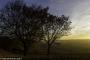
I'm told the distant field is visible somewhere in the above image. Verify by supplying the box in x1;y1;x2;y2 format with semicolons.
20;39;90;60
1;39;90;60
58;39;90;54
26;39;90;60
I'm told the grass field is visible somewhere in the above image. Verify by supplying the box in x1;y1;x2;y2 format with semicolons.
0;39;90;60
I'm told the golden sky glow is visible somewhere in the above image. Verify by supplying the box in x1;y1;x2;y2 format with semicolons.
1;0;90;40
27;0;90;40
61;34;90;40
61;0;90;40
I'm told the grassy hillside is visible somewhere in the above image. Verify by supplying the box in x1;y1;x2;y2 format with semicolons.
0;39;90;60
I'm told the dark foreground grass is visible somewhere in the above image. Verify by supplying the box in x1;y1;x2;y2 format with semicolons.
23;54;90;60
0;39;90;60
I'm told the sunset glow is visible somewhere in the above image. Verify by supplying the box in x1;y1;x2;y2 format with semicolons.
64;0;90;39
1;0;90;39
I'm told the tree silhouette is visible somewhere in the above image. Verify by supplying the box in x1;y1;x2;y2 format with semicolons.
0;0;49;56
0;0;71;56
41;15;71;55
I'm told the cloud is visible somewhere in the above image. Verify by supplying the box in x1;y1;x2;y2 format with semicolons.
25;0;90;37
70;0;90;35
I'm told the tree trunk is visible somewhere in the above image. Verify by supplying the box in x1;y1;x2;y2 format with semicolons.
23;40;32;56
47;43;51;55
23;43;28;56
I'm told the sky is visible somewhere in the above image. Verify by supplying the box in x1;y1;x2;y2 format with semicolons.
0;0;90;39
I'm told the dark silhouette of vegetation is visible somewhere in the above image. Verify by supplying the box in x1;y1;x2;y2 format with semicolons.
0;0;71;56
41;15;71;55
0;36;12;50
0;0;49;56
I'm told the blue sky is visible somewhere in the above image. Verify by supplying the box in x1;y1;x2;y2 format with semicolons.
0;0;75;16
0;0;90;39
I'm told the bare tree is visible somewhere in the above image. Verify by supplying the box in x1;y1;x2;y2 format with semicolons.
0;0;30;56
0;0;49;56
0;0;71;56
41;15;71;55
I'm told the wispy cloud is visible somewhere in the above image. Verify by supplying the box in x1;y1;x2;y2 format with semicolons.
70;0;90;35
